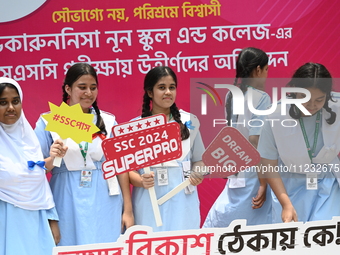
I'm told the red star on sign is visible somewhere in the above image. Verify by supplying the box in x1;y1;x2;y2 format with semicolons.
154;118;161;125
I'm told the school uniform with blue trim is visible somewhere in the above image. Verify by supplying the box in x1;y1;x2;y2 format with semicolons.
132;110;205;231
34;109;123;246
203;86;272;228
0;77;57;255
257;100;340;223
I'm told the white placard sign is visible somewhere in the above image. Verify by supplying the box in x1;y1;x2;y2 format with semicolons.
53;217;340;255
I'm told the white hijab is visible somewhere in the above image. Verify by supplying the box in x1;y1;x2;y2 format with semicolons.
0;77;54;210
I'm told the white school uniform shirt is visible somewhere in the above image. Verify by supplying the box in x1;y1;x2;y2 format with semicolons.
148;109;201;193
42;109;120;195
148;109;200;167
268;101;340;185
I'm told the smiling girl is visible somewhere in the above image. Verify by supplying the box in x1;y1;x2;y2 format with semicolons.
34;63;134;245
129;66;205;231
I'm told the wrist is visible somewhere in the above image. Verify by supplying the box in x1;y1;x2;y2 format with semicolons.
49;155;55;161
123;209;133;215
280;194;293;209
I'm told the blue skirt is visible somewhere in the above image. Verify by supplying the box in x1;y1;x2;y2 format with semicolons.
203;170;272;228
272;170;340;223
50;161;123;246
0;201;55;255
132;166;200;232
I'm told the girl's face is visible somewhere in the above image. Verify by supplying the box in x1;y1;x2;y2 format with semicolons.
0;87;22;125
148;75;177;113
296;87;326;116
65;74;98;113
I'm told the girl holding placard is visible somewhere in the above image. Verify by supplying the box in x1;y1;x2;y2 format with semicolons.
34;63;134;245
129;66;205;231
203;47;272;227
258;62;340;223
0;77;62;254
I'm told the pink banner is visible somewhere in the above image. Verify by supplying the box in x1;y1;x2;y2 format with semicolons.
1;0;339;225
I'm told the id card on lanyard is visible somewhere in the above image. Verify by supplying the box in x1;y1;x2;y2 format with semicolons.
79;142;92;188
157;168;168;186
299;111;320;190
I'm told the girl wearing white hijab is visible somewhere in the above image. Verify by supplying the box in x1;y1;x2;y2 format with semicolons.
0;77;63;255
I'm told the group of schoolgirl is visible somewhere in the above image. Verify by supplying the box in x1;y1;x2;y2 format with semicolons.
204;47;340;227
0;64;204;255
1;47;340;255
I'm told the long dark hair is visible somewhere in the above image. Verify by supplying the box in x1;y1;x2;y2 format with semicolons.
226;47;268;126
288;62;335;124
142;66;190;140
62;63;107;135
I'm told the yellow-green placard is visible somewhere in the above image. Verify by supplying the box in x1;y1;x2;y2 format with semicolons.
42;102;99;144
